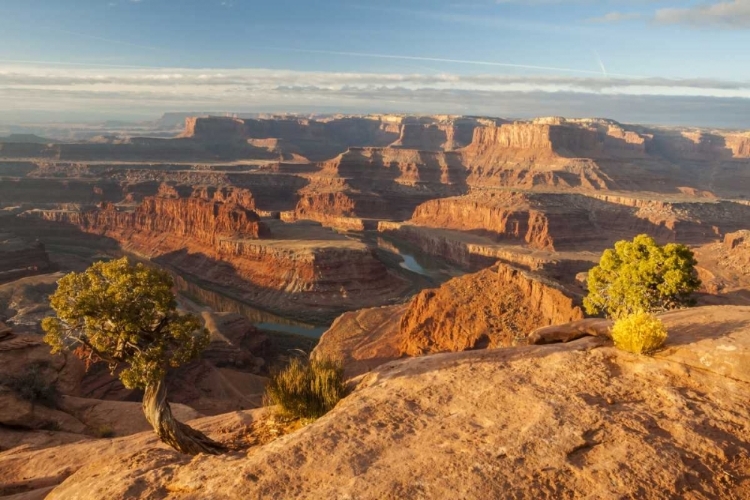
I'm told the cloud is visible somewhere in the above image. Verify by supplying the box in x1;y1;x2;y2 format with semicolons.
3;86;749;129
655;0;750;28
0;64;749;127
588;11;643;23
0;64;747;94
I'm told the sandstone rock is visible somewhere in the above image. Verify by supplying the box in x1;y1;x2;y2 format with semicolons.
528;318;613;345
693;232;750;305
31;305;750;500
312;304;408;377
0;234;53;285
316;263;586;376
0;332;85;396
29;197;409;323
43;192;270;245
0;409;263;498
378;221;554;270
407;191;749;252
0;392;86;434
655;306;750;382
724;229;750;250
182;115;401;161
391;118;479;151
57;396;200;437
399;264;584;356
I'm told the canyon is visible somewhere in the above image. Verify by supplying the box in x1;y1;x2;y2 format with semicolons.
1;112;750;498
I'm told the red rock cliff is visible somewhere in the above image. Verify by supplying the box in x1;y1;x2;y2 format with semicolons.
33;189;407;322
49;194;269;246
399;264;585;356
466;121;647;158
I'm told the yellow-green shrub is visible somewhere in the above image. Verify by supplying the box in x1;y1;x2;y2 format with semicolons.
611;311;668;355
264;357;346;420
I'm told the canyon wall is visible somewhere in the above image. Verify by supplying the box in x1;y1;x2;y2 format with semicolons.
182;116;402;161
378;221;544;270
42;195;269;246
314;262;585;375
391;118;479;151
29;186;407;322
319;147;466;187
403;192;750;253
0;235;53;284
464;120;648;159
649;130;750;160
409;193;554;249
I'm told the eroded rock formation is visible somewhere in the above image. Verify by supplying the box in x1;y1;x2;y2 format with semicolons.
9;306;750;499
29;185;407;322
399;264;584;356
45;194;270;245
313;263;584;375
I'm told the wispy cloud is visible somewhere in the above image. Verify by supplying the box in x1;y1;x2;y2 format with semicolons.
1;63;748;94
588;11;643;23
655;0;750;28
0;63;748;127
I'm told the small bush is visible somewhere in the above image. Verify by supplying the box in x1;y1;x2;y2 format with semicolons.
2;365;59;407
611;312;668;355
93;424;116;438
264;357;346;420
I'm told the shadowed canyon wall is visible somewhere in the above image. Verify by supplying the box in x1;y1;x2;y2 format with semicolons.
29;185;408;322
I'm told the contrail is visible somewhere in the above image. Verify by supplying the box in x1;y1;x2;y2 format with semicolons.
265;47;641;78
593;50;608;77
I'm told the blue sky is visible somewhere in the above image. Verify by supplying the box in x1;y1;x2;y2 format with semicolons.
1;0;750;126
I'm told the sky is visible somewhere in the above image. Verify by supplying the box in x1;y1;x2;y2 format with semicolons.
1;0;750;127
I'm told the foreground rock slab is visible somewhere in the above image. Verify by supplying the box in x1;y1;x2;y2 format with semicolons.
23;305;749;499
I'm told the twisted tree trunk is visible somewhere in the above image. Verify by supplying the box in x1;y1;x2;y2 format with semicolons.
142;378;226;455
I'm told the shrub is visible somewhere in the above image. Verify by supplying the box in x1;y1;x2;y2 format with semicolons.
264;357;346;420
93;424;116;438
2;364;59;408
611;312;668;355
584;234;700;319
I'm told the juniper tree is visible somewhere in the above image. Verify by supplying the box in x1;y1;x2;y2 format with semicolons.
42;257;224;455
584;234;701;319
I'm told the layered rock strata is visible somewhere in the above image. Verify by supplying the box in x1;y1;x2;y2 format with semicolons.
314;263;584;375
399;264;584;356
405;192;750;251
30;188;406;322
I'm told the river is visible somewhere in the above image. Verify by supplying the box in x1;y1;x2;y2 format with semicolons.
374;236;450;279
172;273;330;339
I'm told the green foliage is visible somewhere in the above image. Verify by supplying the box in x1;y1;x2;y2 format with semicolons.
2;364;59;407
611;311;668;355
584;234;701;319
264;357;346;420
42;257;209;389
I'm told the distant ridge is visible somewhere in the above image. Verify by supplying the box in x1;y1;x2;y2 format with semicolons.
0;133;51;144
